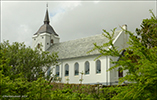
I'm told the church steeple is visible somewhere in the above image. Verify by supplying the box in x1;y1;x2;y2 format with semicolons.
32;3;60;51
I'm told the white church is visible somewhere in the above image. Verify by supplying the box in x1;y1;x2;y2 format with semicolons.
32;8;128;85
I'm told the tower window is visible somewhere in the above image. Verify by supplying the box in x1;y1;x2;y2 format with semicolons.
37;44;40;48
34;39;36;40
47;43;49;45
51;39;53;44
42;37;44;39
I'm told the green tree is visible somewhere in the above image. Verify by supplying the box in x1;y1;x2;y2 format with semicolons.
0;40;58;81
89;10;157;99
136;10;157;48
0;47;12;98
0;41;57;100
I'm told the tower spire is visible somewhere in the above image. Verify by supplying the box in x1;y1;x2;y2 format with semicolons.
44;3;50;24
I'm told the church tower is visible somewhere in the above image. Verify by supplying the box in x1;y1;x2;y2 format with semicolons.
32;6;60;51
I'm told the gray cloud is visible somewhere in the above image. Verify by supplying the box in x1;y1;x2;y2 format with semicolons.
1;1;156;47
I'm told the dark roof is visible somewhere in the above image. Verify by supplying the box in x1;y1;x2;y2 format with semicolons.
34;24;58;36
34;9;58;36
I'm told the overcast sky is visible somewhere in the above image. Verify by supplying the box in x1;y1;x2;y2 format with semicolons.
1;1;157;47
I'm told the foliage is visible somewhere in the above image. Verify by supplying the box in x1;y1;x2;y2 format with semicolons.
136;10;157;48
0;42;55;100
26;77;53;100
0;40;58;81
89;10;157;100
0;47;12;98
50;83;101;100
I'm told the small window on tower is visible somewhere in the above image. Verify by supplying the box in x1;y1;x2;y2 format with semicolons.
47;43;49;45
37;43;40;48
42;37;44;39
51;39;53;44
34;39;36;40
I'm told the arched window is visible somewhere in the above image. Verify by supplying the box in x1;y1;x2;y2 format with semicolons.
118;67;123;78
65;64;69;76
96;60;101;74
74;63;79;75
85;61;90;75
56;65;60;77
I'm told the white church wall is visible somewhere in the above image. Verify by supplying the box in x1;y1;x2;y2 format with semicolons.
51;55;109;85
